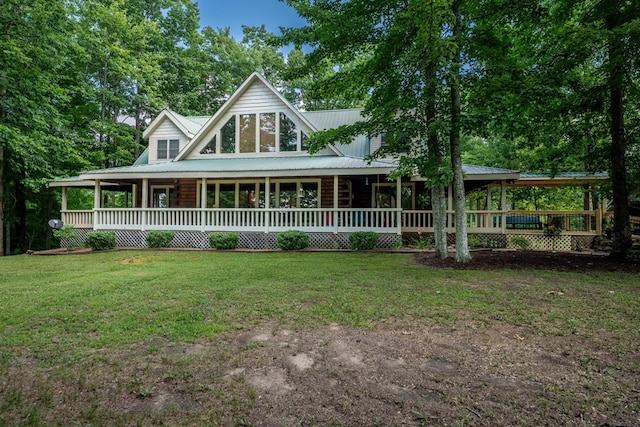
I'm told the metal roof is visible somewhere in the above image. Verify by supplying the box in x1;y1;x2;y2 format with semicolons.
302;109;369;157
78;156;398;180
519;172;608;179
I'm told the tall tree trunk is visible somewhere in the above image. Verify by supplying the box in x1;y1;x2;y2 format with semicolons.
431;185;448;258
449;0;471;263
607;16;631;259
0;145;4;256
16;170;27;253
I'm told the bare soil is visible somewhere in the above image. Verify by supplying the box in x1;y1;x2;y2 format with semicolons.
415;249;640;273
4;250;639;426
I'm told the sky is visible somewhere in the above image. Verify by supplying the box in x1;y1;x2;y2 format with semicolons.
196;0;306;41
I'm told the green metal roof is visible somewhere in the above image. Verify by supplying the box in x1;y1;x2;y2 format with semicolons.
78;156;398;179
519;172;608;179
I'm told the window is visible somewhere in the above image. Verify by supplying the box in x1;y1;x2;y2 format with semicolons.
157;139;179;160
221;116;236;154
157;139;167;159
380;133;387;147
373;183;414;209
200;135;216;154
279;113;297;151
212;112;306;154
169;139;179;158
260;113;276;152
152;186;174;208
239;114;256;153
218;183;236;208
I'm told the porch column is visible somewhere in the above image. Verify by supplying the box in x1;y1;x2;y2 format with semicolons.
500;180;507;233
486;186;492;210
61;186;68;212
141;178;148;231
93;179;101;230
132;184;137;208
265;177;270;233
200;178;207;232
396;177;402;234
333;175;339;234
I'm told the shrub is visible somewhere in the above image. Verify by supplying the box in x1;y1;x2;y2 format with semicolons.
53;225;79;248
349;231;378;250
208;232;240;250
510;236;531;250
277;230;309;250
145;230;175;248
468;235;481;249
85;231;116;251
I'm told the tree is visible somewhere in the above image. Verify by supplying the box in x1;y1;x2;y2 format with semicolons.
468;0;639;259
281;0;471;261
0;0;88;254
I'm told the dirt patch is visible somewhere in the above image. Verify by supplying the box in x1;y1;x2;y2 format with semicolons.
4;320;637;426
416;249;640;273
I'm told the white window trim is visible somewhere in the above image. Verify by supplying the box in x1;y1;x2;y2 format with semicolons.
371;182;415;209
197;178;321;208
150;185;175;208
197;111;309;156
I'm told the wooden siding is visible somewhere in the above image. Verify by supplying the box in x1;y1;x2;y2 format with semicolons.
228;81;287;114
148;118;188;164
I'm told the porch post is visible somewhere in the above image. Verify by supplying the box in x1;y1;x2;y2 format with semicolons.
200;178;207;232
396;177;402;234
132;184;137;208
93;179;101;230
500;180;507;233
333;175;339;234
265;177;270;233
61;186;68;212
141;178;148;231
486;186;492;210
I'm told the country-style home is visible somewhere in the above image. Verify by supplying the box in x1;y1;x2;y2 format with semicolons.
50;72;607;250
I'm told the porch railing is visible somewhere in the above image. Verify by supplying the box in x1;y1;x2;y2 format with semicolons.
88;208;402;234
62;208;601;235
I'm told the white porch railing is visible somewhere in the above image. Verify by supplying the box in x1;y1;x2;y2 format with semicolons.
61;208;600;235
88;208;402;234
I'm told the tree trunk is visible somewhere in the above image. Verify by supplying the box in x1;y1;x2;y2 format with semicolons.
16;170;27;253
449;0;471;263
607;16;631;259
0;145;4;256
432;185;448;259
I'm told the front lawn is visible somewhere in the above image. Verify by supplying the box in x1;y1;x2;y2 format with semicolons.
1;251;638;426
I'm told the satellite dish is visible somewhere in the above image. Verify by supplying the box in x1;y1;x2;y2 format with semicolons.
48;219;64;230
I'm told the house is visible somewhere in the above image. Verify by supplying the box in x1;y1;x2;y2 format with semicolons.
50;72;607;250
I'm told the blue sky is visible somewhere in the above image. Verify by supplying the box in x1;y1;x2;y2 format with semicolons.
196;0;306;41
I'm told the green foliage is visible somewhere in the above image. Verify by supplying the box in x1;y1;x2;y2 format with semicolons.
544;225;562;237
411;236;435;249
468;236;482;249
145;231;175;248
208;233;240;250
85;231;116;251
510;237;532;250
53;225;79;249
276;230;309;251
348;231;378;250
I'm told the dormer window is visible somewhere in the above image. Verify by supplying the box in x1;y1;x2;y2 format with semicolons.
205;112;307;154
158;139;179;160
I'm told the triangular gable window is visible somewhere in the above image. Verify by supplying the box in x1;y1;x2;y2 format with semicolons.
200;135;216;154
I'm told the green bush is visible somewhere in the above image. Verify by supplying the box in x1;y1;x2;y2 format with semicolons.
277;230;309;250
208;232;240;250
510;236;531;250
85;231;116;251
145;230;175;248
468;235;481;249
349;231;378;250
53;225;79;248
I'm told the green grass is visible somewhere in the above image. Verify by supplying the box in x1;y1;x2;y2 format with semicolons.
1;251;638;364
1;251;639;425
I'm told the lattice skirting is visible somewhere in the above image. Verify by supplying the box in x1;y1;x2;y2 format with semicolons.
63;229;401;250
402;232;595;252
505;234;595;251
